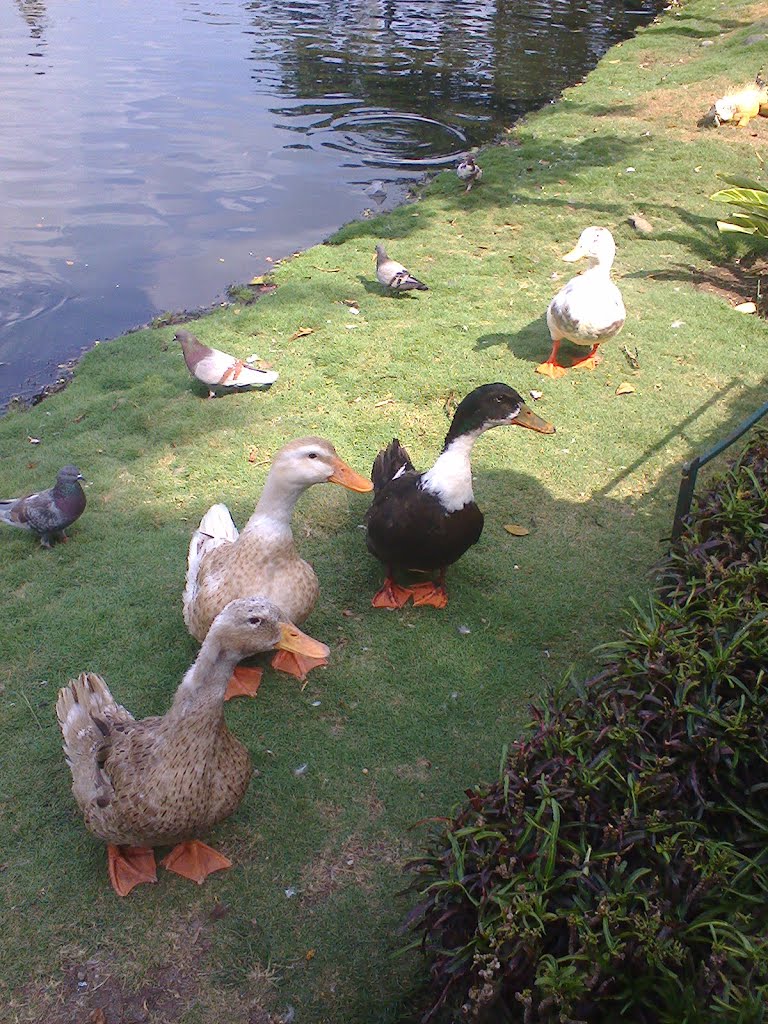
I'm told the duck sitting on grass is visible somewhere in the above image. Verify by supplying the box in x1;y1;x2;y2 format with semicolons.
364;384;555;608
537;227;626;378
183;437;372;697
56;597;324;896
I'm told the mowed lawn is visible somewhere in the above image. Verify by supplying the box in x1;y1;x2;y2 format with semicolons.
2;0;768;1020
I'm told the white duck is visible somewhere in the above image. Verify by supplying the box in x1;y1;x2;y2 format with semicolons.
456;154;483;192
183;437;372;697
536;227;626;378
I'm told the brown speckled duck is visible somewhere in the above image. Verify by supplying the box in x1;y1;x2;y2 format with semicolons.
183;437;372;696
56;596;326;896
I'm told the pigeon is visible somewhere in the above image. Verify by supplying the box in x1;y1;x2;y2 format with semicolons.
456;154;483;192
176;329;279;398
0;465;86;547
375;244;428;294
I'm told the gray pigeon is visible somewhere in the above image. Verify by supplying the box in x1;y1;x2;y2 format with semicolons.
375;244;428;293
0;465;86;547
176;329;279;398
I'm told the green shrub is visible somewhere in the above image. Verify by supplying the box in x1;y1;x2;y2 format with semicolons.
405;434;768;1022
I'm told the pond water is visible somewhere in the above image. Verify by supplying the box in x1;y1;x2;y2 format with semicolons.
0;0;662;408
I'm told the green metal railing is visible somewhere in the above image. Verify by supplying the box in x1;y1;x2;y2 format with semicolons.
671;399;768;541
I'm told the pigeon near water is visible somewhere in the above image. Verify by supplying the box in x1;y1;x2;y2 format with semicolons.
456;154;483;192
0;465;86;547
176;329;279;398
375;244;428;294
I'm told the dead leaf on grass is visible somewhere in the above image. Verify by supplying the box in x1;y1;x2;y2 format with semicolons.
615;382;636;396
290;327;314;340
504;524;530;536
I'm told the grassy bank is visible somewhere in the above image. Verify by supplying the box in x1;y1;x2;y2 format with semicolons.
2;0;768;1020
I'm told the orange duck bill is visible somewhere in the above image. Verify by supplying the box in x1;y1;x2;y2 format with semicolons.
327;457;374;493
270;621;331;683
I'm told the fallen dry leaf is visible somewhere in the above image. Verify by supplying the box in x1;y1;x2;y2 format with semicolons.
27;436;41;445
248;448;257;463
290;327;314;341
615;382;636;396
734;301;757;314
504;524;530;536
306;949;316;961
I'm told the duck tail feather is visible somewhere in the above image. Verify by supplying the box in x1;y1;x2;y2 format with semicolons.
371;438;414;491
183;504;238;623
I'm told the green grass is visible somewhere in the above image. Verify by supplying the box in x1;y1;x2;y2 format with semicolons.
2;0;768;1019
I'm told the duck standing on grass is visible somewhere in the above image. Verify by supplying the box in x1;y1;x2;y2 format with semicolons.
0;465;85;547
364;384;555;608
537;227;626;378
56;597;324;896
457;154;483;192
176;328;279;398
184;437;372;697
375;244;429;293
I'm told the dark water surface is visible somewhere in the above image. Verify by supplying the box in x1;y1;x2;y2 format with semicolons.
1;0;662;407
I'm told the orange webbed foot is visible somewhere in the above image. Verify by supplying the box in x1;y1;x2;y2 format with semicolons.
107;844;158;897
371;578;413;609
535;360;568;378
270;649;329;682
570;345;602;371
161;840;232;884
224;665;264;701
410;581;449;608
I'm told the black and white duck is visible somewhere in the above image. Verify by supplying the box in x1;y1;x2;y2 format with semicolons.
364;384;555;608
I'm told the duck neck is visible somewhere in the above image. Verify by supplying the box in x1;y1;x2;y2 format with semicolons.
169;637;240;720
584;254;613;278
420;428;483;513
244;468;306;532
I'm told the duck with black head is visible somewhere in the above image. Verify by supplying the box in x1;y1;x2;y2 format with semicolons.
364;383;555;609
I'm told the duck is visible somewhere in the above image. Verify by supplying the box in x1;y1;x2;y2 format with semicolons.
536;227;626;378
183;437;372;696
364;384;555;608
176;328;278;398
456;154;483;192
0;464;86;547
375;244;428;293
56;596;326;896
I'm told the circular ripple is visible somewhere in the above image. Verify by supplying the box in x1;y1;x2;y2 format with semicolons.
317;108;468;167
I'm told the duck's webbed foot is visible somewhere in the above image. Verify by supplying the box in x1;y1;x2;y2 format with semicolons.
224;665;264;700
107;844;158;897
161;840;232;884
371;574;413;609
410;569;448;608
536;340;568;378
270;649;328;683
569;343;601;371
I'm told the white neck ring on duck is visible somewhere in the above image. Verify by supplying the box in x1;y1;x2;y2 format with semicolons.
419;429;482;512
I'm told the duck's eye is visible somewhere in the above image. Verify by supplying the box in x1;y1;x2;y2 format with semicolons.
308;452;318;460
248;616;262;626
495;394;503;403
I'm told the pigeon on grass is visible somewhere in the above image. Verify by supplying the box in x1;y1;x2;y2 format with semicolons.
0;465;86;548
176;329;279;398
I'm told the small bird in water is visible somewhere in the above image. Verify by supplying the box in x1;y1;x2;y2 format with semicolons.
456;153;483;192
375;244;428;294
0;464;86;547
176;328;279;398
